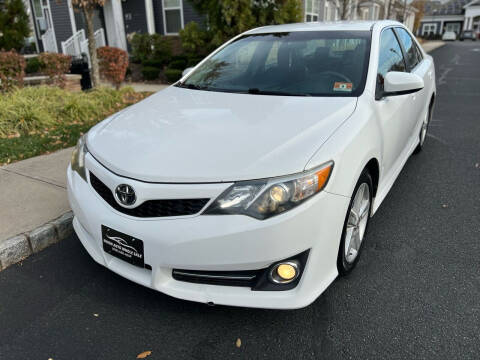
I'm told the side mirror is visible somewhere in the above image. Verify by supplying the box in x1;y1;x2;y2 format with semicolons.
383;71;424;97
182;67;194;77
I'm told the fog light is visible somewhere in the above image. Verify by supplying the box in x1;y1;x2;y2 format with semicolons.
269;261;300;284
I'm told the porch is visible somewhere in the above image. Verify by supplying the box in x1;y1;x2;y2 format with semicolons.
60;28;106;66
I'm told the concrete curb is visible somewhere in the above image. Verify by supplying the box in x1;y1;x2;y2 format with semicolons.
0;211;73;271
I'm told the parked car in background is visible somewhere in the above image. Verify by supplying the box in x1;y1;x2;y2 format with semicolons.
68;20;436;309
460;30;477;41
442;31;457;41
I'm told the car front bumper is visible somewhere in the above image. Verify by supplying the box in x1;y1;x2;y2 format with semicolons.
67;154;349;309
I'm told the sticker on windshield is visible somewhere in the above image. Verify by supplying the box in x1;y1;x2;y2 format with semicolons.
333;82;353;92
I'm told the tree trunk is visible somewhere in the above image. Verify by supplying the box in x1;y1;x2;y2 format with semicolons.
83;7;99;88
402;0;408;24
386;0;392;20
341;0;348;20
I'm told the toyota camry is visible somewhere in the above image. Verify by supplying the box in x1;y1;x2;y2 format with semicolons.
68;21;436;309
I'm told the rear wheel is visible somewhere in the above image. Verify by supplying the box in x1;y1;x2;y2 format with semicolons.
337;170;373;275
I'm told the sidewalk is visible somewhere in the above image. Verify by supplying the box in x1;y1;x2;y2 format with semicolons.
421;41;445;53
100;82;170;92
0;148;72;242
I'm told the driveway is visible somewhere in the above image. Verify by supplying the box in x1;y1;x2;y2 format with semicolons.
0;41;479;360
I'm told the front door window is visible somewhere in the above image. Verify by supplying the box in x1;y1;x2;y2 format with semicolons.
32;0;53;35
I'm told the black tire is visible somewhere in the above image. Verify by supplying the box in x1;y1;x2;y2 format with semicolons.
414;102;433;154
337;170;373;275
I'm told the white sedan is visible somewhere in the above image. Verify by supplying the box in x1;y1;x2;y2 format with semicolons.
68;20;435;309
442;31;457;41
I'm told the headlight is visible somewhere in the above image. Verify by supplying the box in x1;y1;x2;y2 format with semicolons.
71;135;88;181
204;161;333;220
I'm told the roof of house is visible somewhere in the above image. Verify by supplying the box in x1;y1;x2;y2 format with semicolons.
246;20;402;34
463;0;480;7
424;0;471;15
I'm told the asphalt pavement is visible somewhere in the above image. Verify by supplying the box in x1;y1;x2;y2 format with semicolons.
0;41;479;360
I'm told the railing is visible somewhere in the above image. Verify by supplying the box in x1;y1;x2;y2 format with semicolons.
61;28;106;68
41;28;58;53
61;29;86;57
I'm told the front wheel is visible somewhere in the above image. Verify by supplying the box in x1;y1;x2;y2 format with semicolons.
337;170;373;275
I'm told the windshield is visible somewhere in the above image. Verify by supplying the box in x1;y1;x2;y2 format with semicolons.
178;31;371;97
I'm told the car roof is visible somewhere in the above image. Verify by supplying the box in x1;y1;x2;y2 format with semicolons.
246;20;403;34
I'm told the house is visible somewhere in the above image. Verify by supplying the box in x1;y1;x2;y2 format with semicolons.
25;0;417;59
26;0;204;56
418;0;480;37
302;0;417;30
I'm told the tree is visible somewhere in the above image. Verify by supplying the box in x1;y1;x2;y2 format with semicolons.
0;0;30;51
337;0;351;20
71;0;106;88
187;0;303;47
410;0;425;33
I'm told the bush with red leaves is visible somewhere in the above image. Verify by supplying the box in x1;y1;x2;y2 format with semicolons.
38;53;72;88
97;46;129;89
0;50;26;92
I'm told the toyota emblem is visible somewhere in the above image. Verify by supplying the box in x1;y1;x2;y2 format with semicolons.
115;184;136;206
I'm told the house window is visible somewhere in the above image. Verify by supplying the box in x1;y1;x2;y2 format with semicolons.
373;5;380;20
305;0;319;22
361;8;369;20
445;23;460;34
324;1;337;21
163;0;183;34
422;23;437;36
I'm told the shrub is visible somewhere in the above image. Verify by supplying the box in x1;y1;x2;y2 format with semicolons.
0;50;25;91
164;68;183;83
142;58;164;69
187;57;203;67
179;22;209;56
151;34;172;65
130;33;172;65
97;46;129;89
0;86;149;137
141;66;160;80
25;57;41;74
171;54;189;63
130;33;151;63
169;59;187;70
38;53;72;88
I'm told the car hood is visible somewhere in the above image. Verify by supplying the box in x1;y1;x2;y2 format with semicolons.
87;87;357;183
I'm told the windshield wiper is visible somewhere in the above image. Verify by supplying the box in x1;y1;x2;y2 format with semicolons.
176;82;210;91
247;88;310;97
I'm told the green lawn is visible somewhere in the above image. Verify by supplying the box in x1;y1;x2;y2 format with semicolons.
0;122;91;164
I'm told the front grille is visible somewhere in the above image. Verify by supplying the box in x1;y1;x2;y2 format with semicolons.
89;172;210;218
172;269;261;287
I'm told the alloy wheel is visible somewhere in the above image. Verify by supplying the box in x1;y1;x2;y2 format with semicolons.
344;183;371;264
420;111;430;146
